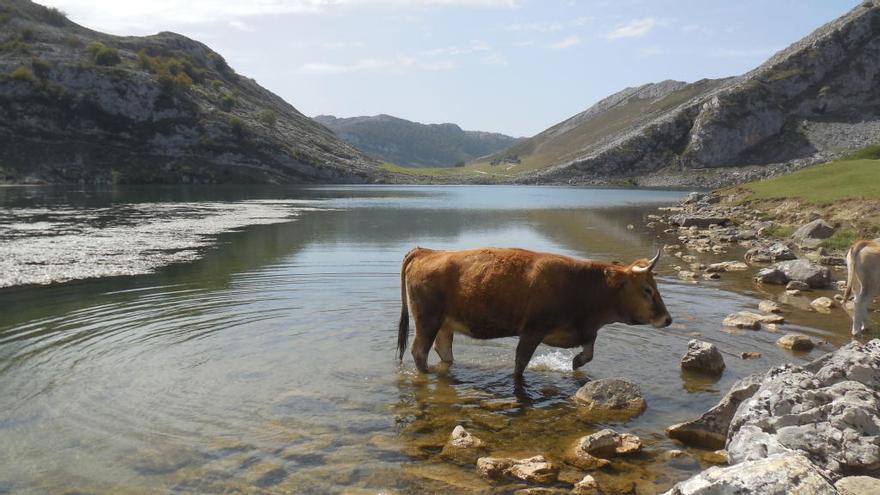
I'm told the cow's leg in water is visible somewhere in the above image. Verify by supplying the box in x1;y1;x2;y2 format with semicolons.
514;333;543;379
433;324;454;363
411;312;443;372
572;333;597;370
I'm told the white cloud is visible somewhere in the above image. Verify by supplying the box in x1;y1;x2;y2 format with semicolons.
639;46;661;57
482;53;508;65
421;40;490;57
506;21;563;33
298;55;456;74
605;17;656;40
227;20;254;32
44;0;521;34
548;35;581;50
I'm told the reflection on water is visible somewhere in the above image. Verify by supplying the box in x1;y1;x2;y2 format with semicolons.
0;185;860;494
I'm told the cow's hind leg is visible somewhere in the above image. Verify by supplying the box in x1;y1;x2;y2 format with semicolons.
572;334;597;370
433;324;454;363
853;293;869;335
412;311;443;373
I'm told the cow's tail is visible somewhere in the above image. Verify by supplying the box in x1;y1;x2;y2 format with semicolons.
398;248;420;361
844;242;864;301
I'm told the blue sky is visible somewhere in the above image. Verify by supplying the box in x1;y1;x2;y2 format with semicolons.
44;0;858;136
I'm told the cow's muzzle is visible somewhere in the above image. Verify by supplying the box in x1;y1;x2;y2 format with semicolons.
651;314;673;328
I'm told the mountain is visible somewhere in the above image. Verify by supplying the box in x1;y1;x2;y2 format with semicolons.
0;0;379;184
486;0;880;186
314;114;521;168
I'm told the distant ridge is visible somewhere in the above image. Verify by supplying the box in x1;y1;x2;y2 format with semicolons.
315;114;521;168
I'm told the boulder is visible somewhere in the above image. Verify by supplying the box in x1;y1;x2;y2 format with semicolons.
662;454;837;495
727;340;880;480
666;374;763;449
740;351;762;359
706;261;749;273
574;429;642;458
835;476;880;495
440;425;488;464
670;215;730;228
810;296;835;313
774;260;832;289
745;243;796;263
792;219;835;242
574;378;646;419
754;267;787;285
680;340;725;375
758;300;781;313
571;474;599;495
786;280;810;291
722;312;762;330
775;334;814;351
683;192;706;204
477;455;559;484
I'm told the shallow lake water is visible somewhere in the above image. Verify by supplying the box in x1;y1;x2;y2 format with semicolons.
0;185;862;494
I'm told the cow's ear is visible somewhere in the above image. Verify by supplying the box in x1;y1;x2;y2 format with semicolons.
604;268;627;288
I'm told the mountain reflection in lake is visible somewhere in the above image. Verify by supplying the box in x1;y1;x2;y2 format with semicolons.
0;186;843;494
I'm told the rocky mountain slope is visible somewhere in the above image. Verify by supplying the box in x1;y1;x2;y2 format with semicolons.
0;0;380;184
494;0;880;186
314;114;520;168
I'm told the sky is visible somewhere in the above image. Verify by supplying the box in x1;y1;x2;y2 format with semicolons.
39;0;859;137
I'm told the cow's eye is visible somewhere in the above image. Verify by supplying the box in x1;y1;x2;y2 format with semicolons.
643;287;653;297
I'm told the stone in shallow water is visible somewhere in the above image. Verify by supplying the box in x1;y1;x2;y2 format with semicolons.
574;378;646;420
662;453;836;495
758;300;782;314
810;296;835;312
572;429;642;459
666;374;763;450
571;474;599;495
680;339;725;375
775;334;814;351
477;455;559;484
706;261;749;273
440;425;487;464
722;312;762;330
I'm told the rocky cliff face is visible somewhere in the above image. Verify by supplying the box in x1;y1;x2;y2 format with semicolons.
314;114;520;168
514;0;880;185
0;0;379;184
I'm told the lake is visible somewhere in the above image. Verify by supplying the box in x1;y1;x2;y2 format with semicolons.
0;185;853;494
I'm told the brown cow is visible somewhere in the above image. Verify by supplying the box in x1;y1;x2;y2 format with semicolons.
397;247;672;378
845;239;880;335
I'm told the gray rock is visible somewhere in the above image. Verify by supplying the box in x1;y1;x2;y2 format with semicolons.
670;215;731;228
835;476;880;495
722;312;763;330
683;192;707;204
681;340;725;375
573;429;642;458
786;280;810;291
774;260;832;288
727;340;880;480
745;243;796;263
792;219;835;241
810;296;835;312
572;474;600;495
758;300;782;313
574;378;646;419
754;267;788;285
666;374;763;449
706;261;749;273
662;454;837;495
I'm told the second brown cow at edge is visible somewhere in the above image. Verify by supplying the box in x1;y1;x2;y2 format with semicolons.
397;247;672;379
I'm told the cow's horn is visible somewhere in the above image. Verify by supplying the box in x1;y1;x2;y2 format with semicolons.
632;249;661;273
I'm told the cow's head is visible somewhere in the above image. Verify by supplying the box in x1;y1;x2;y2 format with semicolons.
605;250;672;328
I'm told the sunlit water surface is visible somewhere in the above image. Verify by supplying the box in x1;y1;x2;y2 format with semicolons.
0;185;859;494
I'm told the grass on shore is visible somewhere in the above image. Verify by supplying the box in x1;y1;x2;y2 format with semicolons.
742;156;880;205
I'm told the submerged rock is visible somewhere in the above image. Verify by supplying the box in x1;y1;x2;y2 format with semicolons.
754;267;788;285
666;374;762;449
722;312;763;330
706;261;749;273
662;453;836;495
440;425;488;464
810;296;835;312
477;455;559;484
680;340;725;375
758;300;782;314
574;378;646;420
786;280;811;291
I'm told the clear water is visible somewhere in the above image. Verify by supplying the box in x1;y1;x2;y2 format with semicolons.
0;185;856;494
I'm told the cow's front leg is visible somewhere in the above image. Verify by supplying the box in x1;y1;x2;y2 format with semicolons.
514;334;543;379
572;333;597;370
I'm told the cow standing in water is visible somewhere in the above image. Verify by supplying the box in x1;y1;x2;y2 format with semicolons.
845;239;880;335
397;247;672;378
